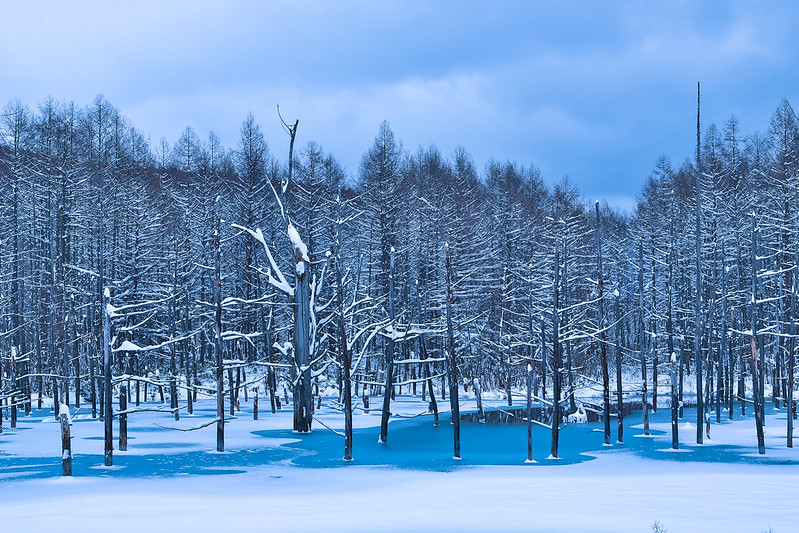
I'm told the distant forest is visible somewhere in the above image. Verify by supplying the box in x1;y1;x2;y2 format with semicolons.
1;92;797;456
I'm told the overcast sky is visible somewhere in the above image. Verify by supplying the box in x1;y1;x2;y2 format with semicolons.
2;1;798;211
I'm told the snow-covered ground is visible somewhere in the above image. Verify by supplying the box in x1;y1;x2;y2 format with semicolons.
1;394;796;532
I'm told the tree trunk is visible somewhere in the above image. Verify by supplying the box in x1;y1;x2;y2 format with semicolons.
668;220;677;449
526;363;533;462
474;378;485;423
719;260;730;424
184;290;193;415
10;351;18;428
119;385;128;451
214;198;225;452
788;247;797;447
379;248;396;443
60;408;72;476
551;250;562;457
751;218;765;454
89;316;97;417
253;388;259;421
170;275;179;422
695;82;704;445
671;353;679;450
292;243;313;433
445;244;460;460
651;249;659;415
614;287;623;443
638;241;650;435
595;203;611;446
103;288;113;466
333;218;354;460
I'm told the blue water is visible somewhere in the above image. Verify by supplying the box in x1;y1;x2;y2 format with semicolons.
1;401;796;481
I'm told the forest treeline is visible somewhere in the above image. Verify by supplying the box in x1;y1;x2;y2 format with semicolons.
0;93;797;457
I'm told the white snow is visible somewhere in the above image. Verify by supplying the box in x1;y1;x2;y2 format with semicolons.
114;340;143;352
287;223;309;264
0;394;798;533
567;404;588;424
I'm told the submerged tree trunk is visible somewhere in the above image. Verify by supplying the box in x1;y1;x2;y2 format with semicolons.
788;247;797;448
695;82;704;445
750;218;765;454
719;260;730;425
668;221;678;449
292;233;313;433
416;276;438;426
671;353;679;450
474;378;485;423
214;198;225;452
527;363;533;462
614;287;623;444
595;203;611;446
638;241;650;435
103;288;113;466
184;290;193;415
551;250;562;457
170;272;179;422
379;248;396;443
333;208;353;461
445;244;460;459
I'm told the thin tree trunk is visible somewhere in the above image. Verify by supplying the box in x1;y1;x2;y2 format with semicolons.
474;378;485;423
551;250;562;457
788;247;797;447
751;217;765;454
595;203;611;446
671;353;679;450
615;287;623;443
214;198;225;452
333;205;353;460
103;288;113;466
719;259;730;424
183;290;193;415
651;246;659;414
10;351;17;428
561;243;576;414
638;241;649;435
445;244;460;460
119;385;128;451
253;388;259;420
86;310;97;418
379;248;396;444
526;363;533;462
668;220;678;449
170;270;179;421
695;81;704;445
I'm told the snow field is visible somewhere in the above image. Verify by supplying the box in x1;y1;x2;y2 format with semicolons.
0;394;797;532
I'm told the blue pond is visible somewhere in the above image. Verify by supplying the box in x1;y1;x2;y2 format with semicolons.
266;404;799;469
0;402;795;481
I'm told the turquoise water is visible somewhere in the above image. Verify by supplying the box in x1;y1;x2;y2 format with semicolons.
0;401;795;481
271;405;799;469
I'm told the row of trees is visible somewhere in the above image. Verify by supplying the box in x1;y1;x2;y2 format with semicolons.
0;92;797;460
